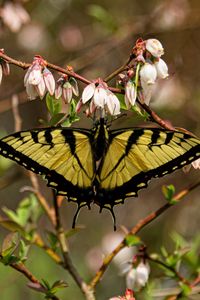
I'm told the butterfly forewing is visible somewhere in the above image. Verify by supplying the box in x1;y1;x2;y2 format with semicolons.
96;128;200;206
0;128;95;204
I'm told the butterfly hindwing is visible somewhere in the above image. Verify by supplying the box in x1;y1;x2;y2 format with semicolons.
96;128;200;207
0;128;95;204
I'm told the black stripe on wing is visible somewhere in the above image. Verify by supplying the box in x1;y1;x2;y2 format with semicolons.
0;131;94;205
95;141;200;208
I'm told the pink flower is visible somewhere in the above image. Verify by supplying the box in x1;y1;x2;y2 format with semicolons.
24;56;55;100
55;75;79;104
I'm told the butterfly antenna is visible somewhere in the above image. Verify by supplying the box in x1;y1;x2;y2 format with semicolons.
110;207;117;231
72;205;82;228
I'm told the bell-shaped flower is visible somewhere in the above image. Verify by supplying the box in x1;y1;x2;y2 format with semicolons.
140;63;157;85
154;58;169;79
43;68;55;96
82;82;96;104
27;64;42;85
146;39;164;58
126;262;150;290
140;79;154;106
94;85;108;108
125;81;137;108
106;91;120;115
36;77;46;98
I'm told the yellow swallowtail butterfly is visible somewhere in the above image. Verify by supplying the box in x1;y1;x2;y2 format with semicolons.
0;118;200;227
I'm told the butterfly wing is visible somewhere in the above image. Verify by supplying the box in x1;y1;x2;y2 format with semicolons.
96;128;200;208
0;128;95;205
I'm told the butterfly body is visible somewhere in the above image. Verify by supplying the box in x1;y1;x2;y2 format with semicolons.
0;119;200;219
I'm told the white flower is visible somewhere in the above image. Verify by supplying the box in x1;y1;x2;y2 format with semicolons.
154;58;169;79
140;63;157;85
27;65;42;85
36;77;46;98
126;262;150;290
146;39;164;58
81;81;121;116
192;158;200;169
106;91;120;115
43;68;55;96
82;83;96;104
140;79;155;106
125;81;137;108
93;85;108;108
24;57;55;100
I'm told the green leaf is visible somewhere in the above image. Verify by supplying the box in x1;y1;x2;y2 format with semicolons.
162;184;176;204
125;234;141;247
179;282;192;296
48;113;66;126
19;240;30;262
0;218;25;234
46;231;59;252
51;280;68;293
46;93;62;116
1;232;19;256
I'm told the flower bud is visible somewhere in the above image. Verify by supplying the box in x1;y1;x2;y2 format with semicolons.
55;85;62;99
106;91;120;115
62;82;73;103
43;68;55;96
146;39;164;58
140;63;157;85
125;81;137;108
82;83;95;104
154;58;169;79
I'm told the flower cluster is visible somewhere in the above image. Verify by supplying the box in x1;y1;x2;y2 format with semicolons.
77;79;120;116
24;56;55;100
55;73;79;103
121;38;169;108
0;1;30;32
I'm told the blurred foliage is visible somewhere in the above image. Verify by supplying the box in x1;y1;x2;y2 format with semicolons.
0;0;200;299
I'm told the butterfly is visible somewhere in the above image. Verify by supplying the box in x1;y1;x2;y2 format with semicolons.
0;118;200;228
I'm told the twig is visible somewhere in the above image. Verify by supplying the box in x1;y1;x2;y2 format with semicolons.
52;192;95;300
89;180;200;288
146;255;190;285
0;256;60;300
29;173;56;226
0;52;90;85
0;51;176;131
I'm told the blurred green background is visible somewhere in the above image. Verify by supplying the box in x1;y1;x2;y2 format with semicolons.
0;0;200;299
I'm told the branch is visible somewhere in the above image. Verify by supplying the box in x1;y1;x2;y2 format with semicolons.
89;180;200;288
1;50;175;131
0;256;60;300
0;52;90;85
52;192;95;300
